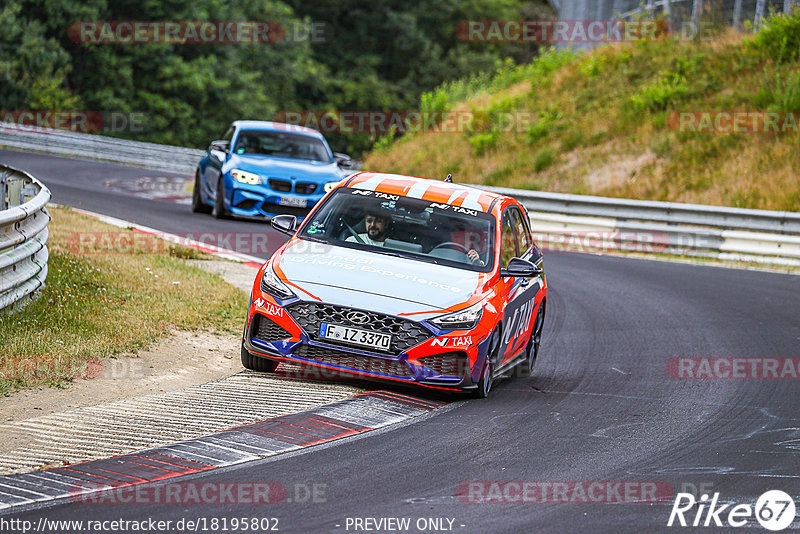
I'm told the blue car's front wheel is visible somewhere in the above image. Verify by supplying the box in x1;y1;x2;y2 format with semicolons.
192;170;213;214
214;175;230;219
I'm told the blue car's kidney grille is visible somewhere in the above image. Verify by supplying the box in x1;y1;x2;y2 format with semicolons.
295;182;317;195
286;302;432;355
293;344;412;378
268;178;292;192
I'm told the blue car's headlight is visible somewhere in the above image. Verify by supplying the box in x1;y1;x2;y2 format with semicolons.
430;302;483;330
231;169;262;185
324;181;339;193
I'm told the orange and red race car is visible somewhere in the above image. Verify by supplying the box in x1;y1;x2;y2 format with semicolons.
241;171;547;397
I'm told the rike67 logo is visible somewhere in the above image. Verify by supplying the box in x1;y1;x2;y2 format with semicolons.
668;490;796;531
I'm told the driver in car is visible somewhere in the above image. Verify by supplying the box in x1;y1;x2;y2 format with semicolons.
345;209;390;247
448;227;485;266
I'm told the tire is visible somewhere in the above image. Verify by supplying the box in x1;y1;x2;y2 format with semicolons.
214;175;229;219
474;328;499;398
518;302;545;378
241;344;279;373
191;170;213;214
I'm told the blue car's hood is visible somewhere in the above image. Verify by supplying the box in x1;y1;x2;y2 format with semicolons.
278;241;481;316
226;154;344;181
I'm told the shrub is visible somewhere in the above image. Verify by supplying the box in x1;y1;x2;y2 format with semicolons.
533;148;555;171
469;131;499;156
752;7;800;63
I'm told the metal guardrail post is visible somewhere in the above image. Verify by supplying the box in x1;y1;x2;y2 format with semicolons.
8;176;22;208
0;169;7;210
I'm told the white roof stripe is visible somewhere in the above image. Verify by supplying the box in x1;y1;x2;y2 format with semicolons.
352;174;386;191
446;190;466;204
459;189;483;211
405;181;432;199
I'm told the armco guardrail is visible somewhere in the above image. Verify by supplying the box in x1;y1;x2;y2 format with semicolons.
1;123;798;266
0;165;50;314
0;122;203;174
484;186;800;266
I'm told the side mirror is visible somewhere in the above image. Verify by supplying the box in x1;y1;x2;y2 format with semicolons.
271;214;298;236
334;152;354;169
500;257;542;278
209;140;229;153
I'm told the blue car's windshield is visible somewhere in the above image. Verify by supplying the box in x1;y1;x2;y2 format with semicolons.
298;188;496;272
233;130;332;163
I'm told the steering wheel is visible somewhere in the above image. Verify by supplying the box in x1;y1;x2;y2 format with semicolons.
431;242;469;254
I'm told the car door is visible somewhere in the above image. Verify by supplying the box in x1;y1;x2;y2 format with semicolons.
498;205;540;365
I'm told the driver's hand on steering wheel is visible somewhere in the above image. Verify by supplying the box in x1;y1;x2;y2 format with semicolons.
467;249;484;266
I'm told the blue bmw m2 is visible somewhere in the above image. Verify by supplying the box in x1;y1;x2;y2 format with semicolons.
192;120;353;219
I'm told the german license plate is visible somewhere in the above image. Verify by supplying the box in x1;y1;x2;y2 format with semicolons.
319;323;391;350
279;196;307;208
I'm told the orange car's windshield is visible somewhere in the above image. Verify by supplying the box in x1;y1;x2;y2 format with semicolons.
299;188;495;272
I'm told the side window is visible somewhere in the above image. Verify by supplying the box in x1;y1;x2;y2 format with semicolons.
501;211;518;268
510;207;531;255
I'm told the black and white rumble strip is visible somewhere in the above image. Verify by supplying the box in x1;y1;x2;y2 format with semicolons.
0;391;445;512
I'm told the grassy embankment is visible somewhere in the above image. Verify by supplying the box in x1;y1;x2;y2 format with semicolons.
0;207;248;396
365;11;800;211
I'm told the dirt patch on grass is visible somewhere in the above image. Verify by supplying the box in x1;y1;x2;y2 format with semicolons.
583;149;658;193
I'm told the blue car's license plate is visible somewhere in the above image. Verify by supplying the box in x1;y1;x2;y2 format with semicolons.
279;196;308;208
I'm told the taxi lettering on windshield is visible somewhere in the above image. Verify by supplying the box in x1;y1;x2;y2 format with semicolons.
350;189;399;201
254;298;284;318
429;202;478;216
431;335;473;348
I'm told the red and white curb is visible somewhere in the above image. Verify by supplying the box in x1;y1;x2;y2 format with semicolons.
0;391;445;512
